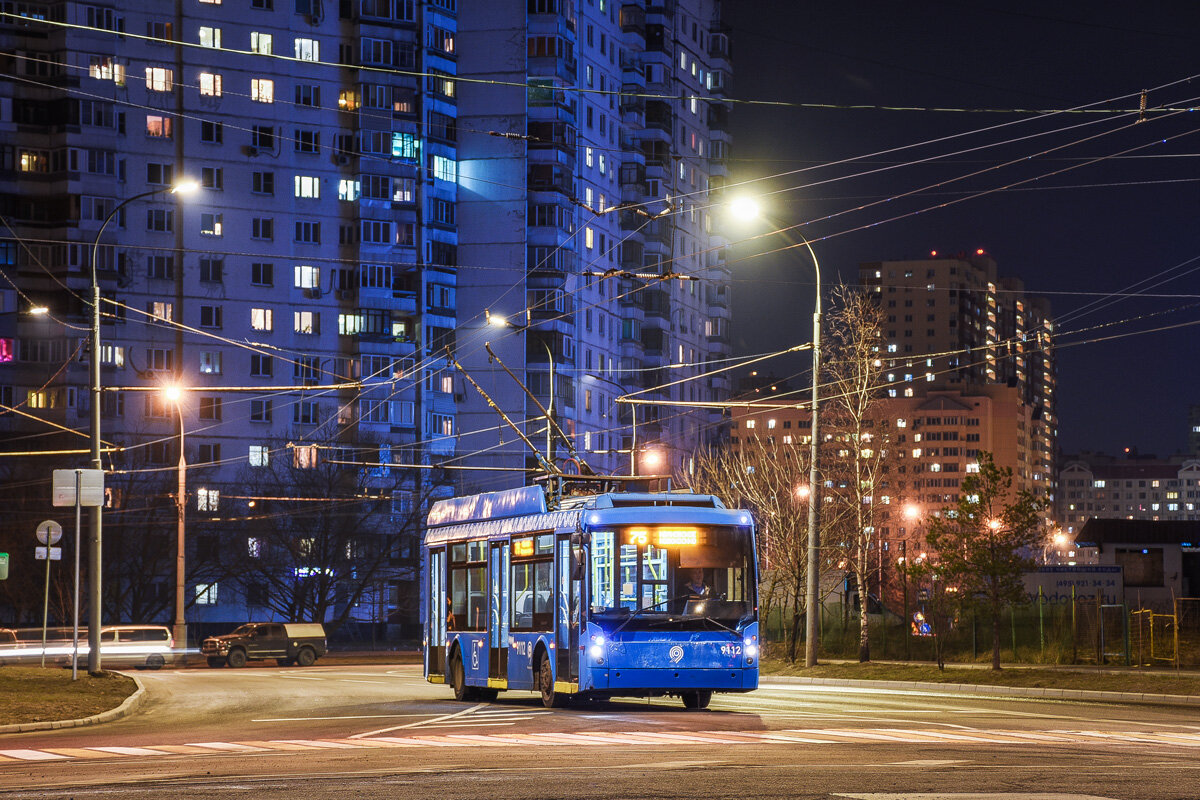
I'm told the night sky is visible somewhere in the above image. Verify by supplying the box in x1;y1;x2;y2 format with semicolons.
725;1;1200;457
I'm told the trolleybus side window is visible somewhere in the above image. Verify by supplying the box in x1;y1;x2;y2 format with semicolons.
448;540;486;631
511;533;554;631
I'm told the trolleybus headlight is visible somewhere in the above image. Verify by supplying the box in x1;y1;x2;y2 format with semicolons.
744;635;758;660
589;633;606;663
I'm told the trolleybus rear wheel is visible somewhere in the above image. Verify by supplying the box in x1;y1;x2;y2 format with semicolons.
450;651;472;701
682;690;712;710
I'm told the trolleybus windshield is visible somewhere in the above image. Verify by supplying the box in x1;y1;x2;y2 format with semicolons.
588;525;755;626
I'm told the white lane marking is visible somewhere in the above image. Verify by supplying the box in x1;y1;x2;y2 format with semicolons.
349;702;487;738
252;713;440;722
271;740;359;749
0;749;69;761
277;675;326;681
421;721;537;728
340;679;389;685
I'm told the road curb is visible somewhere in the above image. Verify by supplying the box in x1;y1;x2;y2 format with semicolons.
0;674;146;735
764;675;1200;707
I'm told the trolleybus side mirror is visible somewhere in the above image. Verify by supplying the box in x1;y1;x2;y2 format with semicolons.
569;533;587;580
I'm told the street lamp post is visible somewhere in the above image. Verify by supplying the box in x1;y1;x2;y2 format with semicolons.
88;181;196;673
164;386;187;650
730;197;823;666
487;311;556;463
586;373;637;476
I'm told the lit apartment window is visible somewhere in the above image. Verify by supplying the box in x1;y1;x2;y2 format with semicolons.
145;67;173;92
146;115;172;137
251;78;274;103
197;488;219;512
432;155;456;182
338;179;360;200
195;584;218;605
294;265;320;288
249;445;269;467
200;212;223;235
251;31;272;54
199;26;221;48
295;37;319;61
150;301;174;323
250;308;273;331
294;175;320;198
199;351;222;374
294;311;317;334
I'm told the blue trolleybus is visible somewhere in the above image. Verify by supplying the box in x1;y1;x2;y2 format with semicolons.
422;478;759;709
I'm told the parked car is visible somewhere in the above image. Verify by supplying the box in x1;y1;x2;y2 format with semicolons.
5;625;176;669
201;622;326;668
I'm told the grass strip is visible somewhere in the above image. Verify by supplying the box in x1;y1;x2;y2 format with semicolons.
0;667;137;725
762;659;1200;696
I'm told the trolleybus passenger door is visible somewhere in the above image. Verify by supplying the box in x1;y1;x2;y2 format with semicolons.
489;541;507;681
428;547;446;677
556;536;579;681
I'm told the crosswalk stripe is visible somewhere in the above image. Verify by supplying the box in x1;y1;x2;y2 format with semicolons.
85;746;166;756
269;740;360;749
632;731;766;745
41;748;119;759
233;740;326;751
325;738;416;749
185;742;268;752
785;729;928;743
142;745;225;755
0;750;68;761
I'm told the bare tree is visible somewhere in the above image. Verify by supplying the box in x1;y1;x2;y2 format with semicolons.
689;435;838;662
924;451;1045;670
820;285;898;662
214;442;431;634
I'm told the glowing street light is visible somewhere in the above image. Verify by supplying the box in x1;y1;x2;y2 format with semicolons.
161;384;188;650
87;178;198;674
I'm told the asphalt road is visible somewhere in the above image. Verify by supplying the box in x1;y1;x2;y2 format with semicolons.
2;664;1199;799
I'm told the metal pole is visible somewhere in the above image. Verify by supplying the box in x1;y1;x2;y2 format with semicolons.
73;470;81;681
802;236;822;667
40;544;52;668
87;185;182;674
541;337;554;463
174;406;187;651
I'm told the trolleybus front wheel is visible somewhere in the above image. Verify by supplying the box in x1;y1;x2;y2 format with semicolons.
682;690;712;710
538;654;569;708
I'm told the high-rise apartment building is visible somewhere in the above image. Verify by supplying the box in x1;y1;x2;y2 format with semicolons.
1058;453;1200;533
0;0;461;635
455;0;732;490
859;251;1056;503
0;0;732;632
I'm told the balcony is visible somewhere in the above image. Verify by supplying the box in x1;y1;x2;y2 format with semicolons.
527;120;577;155
620;4;646;36
645;100;673;133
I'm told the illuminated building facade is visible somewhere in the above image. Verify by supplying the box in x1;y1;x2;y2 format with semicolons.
0;0;460;634
455;0;733;489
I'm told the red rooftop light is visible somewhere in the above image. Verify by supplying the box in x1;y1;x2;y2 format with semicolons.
976;248;985;255
930;250;938;257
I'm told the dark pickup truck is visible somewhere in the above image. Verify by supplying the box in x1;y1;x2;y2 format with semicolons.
201;622;326;668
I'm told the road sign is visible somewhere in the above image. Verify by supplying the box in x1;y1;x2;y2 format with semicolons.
0;552;8;580
35;547;62;561
36;520;63;546
52;469;105;507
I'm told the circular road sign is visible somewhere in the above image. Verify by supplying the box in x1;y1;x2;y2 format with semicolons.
36;520;63;546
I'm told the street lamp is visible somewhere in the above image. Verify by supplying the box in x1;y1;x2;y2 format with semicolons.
87;180;196;673
731;197;823;667
488;310;555;463
163;384;187;650
584;372;638;476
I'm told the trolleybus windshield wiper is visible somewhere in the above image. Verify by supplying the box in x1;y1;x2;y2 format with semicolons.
610;594;692;636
